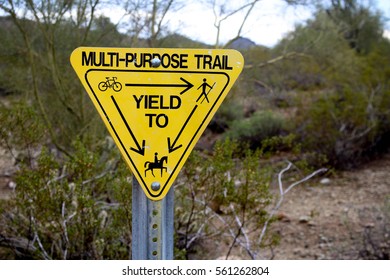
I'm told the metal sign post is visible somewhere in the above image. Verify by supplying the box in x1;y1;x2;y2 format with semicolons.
131;178;174;260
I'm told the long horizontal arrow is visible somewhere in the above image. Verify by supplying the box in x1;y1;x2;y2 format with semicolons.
168;105;198;153
111;96;145;156
125;77;193;95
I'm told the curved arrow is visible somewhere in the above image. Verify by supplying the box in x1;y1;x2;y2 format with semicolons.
168;105;198;153
111;96;145;156
125;77;193;95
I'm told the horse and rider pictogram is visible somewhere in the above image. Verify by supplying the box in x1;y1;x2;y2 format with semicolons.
144;152;168;177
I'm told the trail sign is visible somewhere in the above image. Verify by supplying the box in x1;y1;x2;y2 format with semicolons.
70;47;244;200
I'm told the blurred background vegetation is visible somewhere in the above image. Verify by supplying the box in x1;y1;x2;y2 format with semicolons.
0;0;389;259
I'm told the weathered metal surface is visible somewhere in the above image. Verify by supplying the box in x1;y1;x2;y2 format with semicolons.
132;178;174;260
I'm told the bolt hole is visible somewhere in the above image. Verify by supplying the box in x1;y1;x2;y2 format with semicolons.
152;237;158;242
152;224;158;229
152;210;158;216
152;251;158;256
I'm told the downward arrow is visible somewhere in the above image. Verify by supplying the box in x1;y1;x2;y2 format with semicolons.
167;137;182;153
111;96;145;156
167;105;198;153
125;77;193;95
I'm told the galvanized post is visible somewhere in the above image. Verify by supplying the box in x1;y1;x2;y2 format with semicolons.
131;178;174;260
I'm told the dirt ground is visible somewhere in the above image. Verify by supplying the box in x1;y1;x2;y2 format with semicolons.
1;147;389;259
269;153;390;260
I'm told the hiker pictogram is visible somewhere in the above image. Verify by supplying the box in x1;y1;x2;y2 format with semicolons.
144;152;168;177
196;78;215;104
98;77;122;92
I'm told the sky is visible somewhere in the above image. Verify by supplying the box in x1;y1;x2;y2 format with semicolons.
166;0;390;47
168;0;313;47
3;0;388;48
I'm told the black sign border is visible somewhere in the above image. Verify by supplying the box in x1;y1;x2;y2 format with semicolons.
85;69;231;199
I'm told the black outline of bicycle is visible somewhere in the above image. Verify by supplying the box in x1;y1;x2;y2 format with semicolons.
98;77;122;92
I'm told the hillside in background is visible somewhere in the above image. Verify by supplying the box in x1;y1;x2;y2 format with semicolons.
227;37;257;49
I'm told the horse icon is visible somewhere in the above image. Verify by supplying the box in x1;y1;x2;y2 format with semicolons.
144;152;168;177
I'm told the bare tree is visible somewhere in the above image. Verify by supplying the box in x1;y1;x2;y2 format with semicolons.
0;0;103;155
121;0;184;47
204;0;312;48
205;0;261;47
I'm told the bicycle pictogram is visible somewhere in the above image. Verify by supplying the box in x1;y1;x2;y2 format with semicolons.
98;77;122;92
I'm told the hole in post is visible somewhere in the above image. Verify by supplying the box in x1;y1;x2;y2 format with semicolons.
152;210;158;216
152;224;158;229
152;251;158;256
152;237;158;242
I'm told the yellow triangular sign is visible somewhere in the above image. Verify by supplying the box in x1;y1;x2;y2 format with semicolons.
71;47;244;200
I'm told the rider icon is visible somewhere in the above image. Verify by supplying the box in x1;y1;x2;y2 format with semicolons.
145;152;168;177
154;152;159;164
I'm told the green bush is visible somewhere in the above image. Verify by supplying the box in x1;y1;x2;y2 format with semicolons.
273;7;390;169
208;100;244;133
0;101;47;151
0;139;279;260
224;111;285;150
175;139;274;259
296;85;390;168
0;141;132;259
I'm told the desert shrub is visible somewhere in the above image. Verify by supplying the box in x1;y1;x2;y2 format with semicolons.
0;101;47;151
296;83;390;168
294;37;390;169
0;141;132;259
257;133;325;170
0;139;279;260
208;100;244;133
224;111;285;150
260;133;299;155
272;6;390;169
175;139;274;259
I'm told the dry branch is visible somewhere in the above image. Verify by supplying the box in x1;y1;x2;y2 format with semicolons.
245;52;311;69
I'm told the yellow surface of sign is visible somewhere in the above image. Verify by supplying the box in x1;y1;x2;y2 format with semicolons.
70;47;244;200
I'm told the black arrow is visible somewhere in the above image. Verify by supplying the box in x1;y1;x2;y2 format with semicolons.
111;96;145;156
168;105;198;153
125;77;193;95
